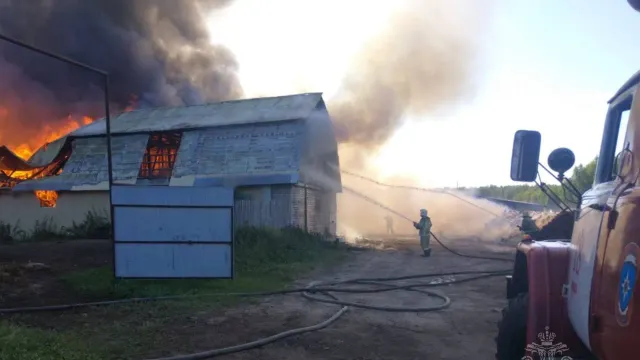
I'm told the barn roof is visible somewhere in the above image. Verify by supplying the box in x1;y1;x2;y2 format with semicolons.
71;92;324;137
11;93;341;192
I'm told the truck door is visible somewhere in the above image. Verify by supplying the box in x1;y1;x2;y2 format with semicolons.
590;86;640;359
567;87;632;352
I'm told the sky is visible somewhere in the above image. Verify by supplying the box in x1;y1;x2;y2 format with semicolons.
207;0;640;188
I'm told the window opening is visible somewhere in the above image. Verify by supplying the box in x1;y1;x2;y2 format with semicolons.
138;132;182;179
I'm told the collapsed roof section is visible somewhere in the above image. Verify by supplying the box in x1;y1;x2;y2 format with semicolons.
0;137;68;171
6;93;342;193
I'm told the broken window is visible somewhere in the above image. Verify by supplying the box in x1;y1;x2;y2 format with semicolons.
138;132;182;179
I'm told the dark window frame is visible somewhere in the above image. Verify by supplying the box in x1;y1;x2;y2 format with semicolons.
137;132;182;180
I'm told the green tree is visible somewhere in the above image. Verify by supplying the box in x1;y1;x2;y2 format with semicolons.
475;157;598;206
569;157;597;194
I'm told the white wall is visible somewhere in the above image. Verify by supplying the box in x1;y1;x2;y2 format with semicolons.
0;191;110;232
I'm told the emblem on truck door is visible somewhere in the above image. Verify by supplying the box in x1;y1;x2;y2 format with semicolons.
616;242;640;326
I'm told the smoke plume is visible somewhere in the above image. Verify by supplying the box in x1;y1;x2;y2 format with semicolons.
0;0;241;154
337;174;522;243
329;0;492;167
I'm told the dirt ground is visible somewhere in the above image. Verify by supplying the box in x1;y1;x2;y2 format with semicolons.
0;238;514;359
163;238;514;360
0;240;111;307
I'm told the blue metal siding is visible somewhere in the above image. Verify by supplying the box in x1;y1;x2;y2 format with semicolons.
114;243;232;278
112;186;234;279
114;207;232;243
111;186;233;206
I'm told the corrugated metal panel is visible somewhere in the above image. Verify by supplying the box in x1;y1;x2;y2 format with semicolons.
114;207;232;242
13;135;148;191
115;244;231;278
71;93;322;137
112;186;234;279
172;121;303;178
111;185;234;206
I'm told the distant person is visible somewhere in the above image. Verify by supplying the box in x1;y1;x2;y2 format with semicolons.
413;208;433;257
384;215;394;234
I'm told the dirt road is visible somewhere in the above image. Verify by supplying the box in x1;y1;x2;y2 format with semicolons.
167;239;514;360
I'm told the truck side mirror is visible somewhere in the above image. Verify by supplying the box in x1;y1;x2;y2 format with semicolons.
510;130;541;182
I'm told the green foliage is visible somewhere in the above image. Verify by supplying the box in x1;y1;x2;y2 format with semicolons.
29;218;65;242
0;210;111;242
476;157;598;206
3;226;347;359
0;221;27;243
64;210;111;240
62;226;346;300
0;322;101;360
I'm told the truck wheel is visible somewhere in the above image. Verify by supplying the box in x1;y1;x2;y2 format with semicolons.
495;293;528;360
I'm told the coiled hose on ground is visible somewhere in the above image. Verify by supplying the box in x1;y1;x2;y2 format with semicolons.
0;247;514;360
0;268;512;359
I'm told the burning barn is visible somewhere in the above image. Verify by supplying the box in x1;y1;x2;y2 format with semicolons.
0;93;341;235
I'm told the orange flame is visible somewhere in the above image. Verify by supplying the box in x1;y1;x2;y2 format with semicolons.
124;95;138;113
0;108;93;184
34;190;58;207
7;115;94;161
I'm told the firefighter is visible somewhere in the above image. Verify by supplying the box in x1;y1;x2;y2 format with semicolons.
519;212;538;235
413;208;433;257
384;215;394;235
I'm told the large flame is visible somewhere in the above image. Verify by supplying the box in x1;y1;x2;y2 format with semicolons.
9;115;94;161
34;190;58;207
0;93;140;187
0;112;93;183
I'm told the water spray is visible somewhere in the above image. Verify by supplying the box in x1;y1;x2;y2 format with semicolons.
341;169;502;217
342;185;513;262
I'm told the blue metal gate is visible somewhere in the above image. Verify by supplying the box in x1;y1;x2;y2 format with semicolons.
111;186;234;279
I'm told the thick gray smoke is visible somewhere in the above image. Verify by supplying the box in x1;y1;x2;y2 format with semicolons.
330;0;493;168
0;0;241;150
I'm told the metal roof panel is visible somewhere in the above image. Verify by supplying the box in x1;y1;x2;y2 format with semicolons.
71;93;323;137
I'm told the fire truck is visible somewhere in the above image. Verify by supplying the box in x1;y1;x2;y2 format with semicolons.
495;1;640;359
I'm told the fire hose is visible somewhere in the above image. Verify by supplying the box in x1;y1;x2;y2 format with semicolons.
0;270;511;360
0;178;516;359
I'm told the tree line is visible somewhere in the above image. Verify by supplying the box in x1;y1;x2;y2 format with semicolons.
470;158;597;206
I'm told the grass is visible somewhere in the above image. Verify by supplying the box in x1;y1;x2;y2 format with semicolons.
0;210;111;243
0;220;27;243
1;226;348;360
0;323;101;360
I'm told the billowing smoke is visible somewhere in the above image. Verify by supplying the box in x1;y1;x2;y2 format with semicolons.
329;0;493;167
0;0;241;155
337;174;522;243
